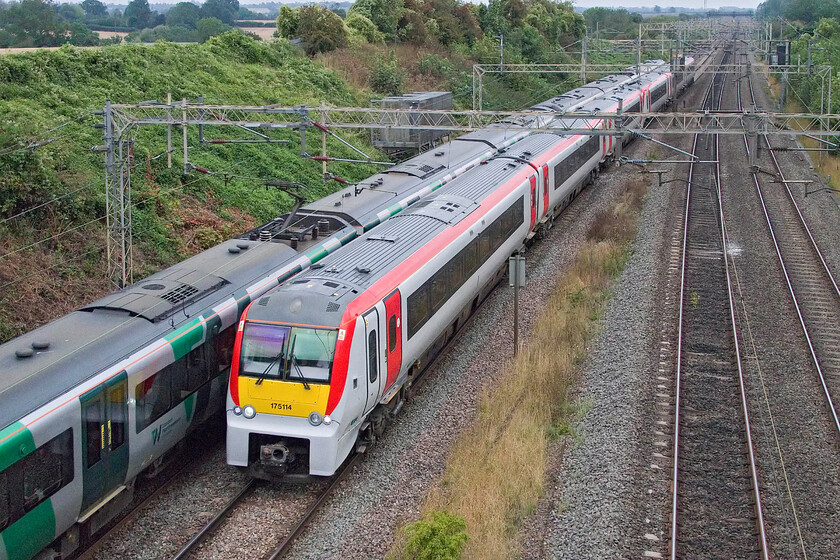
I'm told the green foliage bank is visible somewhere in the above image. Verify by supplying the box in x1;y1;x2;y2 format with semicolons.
0;33;385;342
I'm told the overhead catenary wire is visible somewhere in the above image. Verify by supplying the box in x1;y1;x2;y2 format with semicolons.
0;113;92;158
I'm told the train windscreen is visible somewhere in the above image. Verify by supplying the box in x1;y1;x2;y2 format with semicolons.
239;323;337;383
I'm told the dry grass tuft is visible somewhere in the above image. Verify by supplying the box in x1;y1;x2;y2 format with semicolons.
390;178;648;559
587;177;646;243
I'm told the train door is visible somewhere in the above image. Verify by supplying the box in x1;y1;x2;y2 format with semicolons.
541;165;549;219
363;308;383;414
529;175;537;230
383;289;402;390
80;372;129;512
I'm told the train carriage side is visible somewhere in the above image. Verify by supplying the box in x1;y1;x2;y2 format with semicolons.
0;238;304;560
227;132;624;477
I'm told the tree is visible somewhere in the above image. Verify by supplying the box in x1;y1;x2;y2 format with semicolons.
348;0;402;40
297;5;347;54
67;21;101;44
196;16;229;41
166;2;200;29
124;0;153;29
0;0;64;47
57;2;84;22
275;5;298;38
200;0;239;26
345;12;384;43
81;0;107;18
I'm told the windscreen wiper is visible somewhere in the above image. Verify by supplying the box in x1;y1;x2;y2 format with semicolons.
255;351;283;386
290;354;311;391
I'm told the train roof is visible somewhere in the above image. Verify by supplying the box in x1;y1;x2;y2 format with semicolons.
246;135;561;328
300;128;525;228
0;238;299;430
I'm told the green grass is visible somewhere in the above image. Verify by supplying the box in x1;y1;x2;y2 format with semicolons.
0;32;390;342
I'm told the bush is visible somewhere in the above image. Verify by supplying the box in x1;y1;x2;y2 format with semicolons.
418;53;453;77
345;12;384;43
401;510;468;560
196;17;230;42
275;5;299;38
297;5;347;55
369;52;406;95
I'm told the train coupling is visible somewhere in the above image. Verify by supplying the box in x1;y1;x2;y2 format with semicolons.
260;441;295;471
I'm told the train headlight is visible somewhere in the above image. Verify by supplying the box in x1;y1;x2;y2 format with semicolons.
308;412;323;426
243;405;256;419
323;415;333;425
233;406;242;416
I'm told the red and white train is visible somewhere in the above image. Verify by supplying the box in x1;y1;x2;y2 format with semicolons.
226;59;693;478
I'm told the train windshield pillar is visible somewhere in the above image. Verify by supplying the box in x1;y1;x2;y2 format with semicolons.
239;323;337;383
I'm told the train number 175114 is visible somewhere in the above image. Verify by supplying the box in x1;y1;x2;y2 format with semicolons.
270;402;292;410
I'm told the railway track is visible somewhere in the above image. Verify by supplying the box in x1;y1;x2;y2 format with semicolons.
669;43;768;559
743;75;840;437
170;454;359;560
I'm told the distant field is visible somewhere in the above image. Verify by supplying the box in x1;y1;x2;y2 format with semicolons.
97;30;130;40
237;26;276;40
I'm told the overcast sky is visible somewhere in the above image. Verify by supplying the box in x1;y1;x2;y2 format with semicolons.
138;0;764;10
571;0;762;8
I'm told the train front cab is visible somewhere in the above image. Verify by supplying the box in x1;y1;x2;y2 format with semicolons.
227;288;405;478
227;316;343;478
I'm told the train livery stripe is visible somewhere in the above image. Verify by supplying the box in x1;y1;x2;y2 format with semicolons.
164;318;204;361
0;422;34;471
1;500;56;560
326;132;601;414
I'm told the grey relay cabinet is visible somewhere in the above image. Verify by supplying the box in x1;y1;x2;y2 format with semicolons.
371;91;453;154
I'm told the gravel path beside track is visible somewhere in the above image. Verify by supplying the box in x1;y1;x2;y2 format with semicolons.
529;64;716;560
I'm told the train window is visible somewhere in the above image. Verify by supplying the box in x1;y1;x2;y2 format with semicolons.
430;269;448;311
109;384;126;450
165;360;188;404
0;471;8;531
135;370;172;433
450;255;464;291
22;429;73;513
84;400;103;467
388;315;397;353
407;285;430;338
490;219;504;252
213;327;236;373
464;239;479;276
368;330;377;383
478;231;491;262
650;84;666;105
184;345;208;395
509;196;524;235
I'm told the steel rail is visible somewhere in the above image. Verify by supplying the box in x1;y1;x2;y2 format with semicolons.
744;79;840;437
731;76;770;560
669;58;715;560
170;479;257;560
